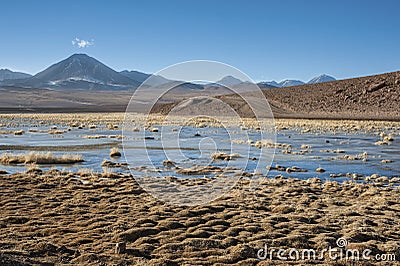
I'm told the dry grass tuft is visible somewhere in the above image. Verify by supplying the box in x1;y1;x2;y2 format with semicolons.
77;168;95;177
0;169;8;174
175;165;223;175
101;167;121;178
110;147;122;158
14;130;25;135
162;159;175;168
0;152;84;165
211;152;240;161
107;124;119;130
316;167;326;173
26;163;43;174
48;130;67;135
83;135;107;139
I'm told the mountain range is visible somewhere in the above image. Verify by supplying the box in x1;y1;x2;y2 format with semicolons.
0;69;32;81
212;74;336;88
259;74;336;88
263;79;306;88
0;54;336;90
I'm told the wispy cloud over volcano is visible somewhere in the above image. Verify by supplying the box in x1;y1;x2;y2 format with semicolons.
72;38;94;48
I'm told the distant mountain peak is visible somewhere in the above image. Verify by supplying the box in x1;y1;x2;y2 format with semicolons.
308;74;336;84
68;53;92;59
319;74;331;78
29;53;140;89
215;75;243;86
279;79;305;87
0;69;32;81
63;53;94;62
220;75;241;81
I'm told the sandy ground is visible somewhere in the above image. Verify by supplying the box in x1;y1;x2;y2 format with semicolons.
0;170;399;265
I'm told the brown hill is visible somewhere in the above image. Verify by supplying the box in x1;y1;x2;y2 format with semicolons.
260;71;400;120
155;71;400;121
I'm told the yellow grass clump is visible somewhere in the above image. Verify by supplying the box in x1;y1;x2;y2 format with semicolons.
14;130;25;135
102;167;121;178
0;152;84;165
48;130;67;135
77;168;95;177
110;147;122;158
316;167;326;173
211;152;240;161
83;135;107;139
26;163;43;174
162;159;175;168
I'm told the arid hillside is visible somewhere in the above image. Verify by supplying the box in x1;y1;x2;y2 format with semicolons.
261;71;400;120
153;71;400;121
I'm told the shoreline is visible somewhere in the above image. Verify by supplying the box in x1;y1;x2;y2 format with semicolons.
1;112;400;124
0;109;399;122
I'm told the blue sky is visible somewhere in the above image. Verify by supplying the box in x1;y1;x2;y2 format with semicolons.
1;0;399;82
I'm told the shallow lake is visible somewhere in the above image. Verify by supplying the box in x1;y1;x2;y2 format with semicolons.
0;118;399;184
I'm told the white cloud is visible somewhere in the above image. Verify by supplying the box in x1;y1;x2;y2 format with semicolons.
72;38;94;48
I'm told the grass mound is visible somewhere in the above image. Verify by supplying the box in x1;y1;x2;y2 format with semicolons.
0;152;84;165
